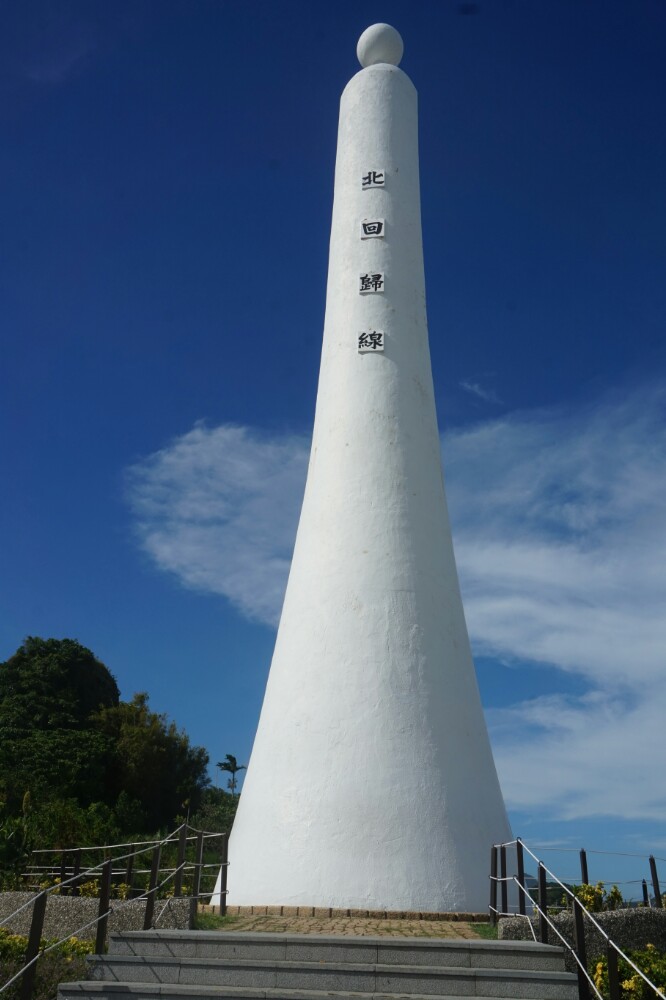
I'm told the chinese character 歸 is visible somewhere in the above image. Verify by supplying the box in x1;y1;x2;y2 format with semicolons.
358;331;385;353
359;272;384;293
361;170;385;189
360;219;384;239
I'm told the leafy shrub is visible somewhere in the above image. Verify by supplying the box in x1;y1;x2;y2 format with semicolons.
563;882;625;912
34;876;135;898
78;878;100;897
592;943;666;999
0;927;95;1000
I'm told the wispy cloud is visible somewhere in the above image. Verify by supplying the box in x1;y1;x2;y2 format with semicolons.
460;379;502;404
126;423;308;625
22;29;96;85
125;384;666;820
445;385;666;820
446;388;666;687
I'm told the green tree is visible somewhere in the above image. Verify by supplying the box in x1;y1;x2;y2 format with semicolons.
0;792;33;888
94;693;210;830
0;638;119;810
0;638;211;854
0;637;119;731
28;798;120;851
0;728;114;810
216;754;246;796
189;787;238;833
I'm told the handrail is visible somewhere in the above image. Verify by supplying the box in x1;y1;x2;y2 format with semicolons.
0;838;165;928
29;834;179;853
29;829;227;854
491;876;604;1000
0;823;230;1000
489;838;665;1000
532;847;666;863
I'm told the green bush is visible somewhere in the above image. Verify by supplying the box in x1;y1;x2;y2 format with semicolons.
562;882;625;913
591;943;666;999
0;927;94;1000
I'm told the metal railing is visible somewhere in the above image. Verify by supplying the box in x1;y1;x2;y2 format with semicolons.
0;823;229;1000
489;838;665;1000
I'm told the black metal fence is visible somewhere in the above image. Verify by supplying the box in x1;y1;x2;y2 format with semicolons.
489;838;664;1000
0;823;229;1000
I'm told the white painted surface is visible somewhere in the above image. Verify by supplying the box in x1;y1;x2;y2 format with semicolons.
219;29;512;913
357;23;404;68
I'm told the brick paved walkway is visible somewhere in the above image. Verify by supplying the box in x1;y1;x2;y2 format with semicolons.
200;910;484;938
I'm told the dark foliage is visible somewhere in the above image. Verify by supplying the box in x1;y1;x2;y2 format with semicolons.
0;637;119;731
94;693;209;831
0;638;210;865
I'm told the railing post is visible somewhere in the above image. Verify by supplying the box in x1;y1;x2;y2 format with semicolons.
95;859;112;955
192;832;204;905
189;893;198;930
143;844;162;930
538;863;548;944
489;845;498;925
649;856;662;907
607;944;620;1000
71;848;82;897
19;890;48;1000
173;825;188;897
516;839;526;916
59;851;68;896
579;848;589;885
219;832;229;916
500;844;508;916
125;844;136;895
189;831;204;930
572;898;590;1000
642;879;650;906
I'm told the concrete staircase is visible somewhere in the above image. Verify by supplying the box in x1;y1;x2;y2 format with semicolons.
58;930;579;1000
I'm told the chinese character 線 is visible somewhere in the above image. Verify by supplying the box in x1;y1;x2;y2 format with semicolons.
360;219;384;239
358;330;384;353
361;170;385;189
359;272;384;293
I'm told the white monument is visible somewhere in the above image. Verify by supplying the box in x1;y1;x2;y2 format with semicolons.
217;23;511;913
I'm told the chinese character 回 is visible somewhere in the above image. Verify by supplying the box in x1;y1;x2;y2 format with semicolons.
359;272;384;293
361;220;384;238
358;331;384;352
361;170;385;189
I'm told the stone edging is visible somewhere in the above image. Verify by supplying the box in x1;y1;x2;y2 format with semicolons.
202;904;488;922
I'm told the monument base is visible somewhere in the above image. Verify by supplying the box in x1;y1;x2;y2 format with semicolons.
203;902;489;922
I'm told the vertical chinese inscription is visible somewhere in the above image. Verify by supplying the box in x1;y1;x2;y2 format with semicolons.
360;219;385;239
361;170;385;189
359;169;386;354
359;272;384;293
358;331;384;353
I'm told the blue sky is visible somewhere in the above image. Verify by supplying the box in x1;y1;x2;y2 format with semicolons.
2;0;665;895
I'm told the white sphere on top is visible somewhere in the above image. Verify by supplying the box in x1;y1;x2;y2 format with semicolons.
357;23;404;68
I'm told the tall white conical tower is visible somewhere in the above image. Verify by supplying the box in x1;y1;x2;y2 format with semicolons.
223;24;511;913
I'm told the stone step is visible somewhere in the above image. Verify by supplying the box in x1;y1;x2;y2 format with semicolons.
84;955;578;999
60;986;577;1000
107;932;567;972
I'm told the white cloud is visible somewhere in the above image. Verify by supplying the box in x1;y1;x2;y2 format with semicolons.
459;379;502;404
446;388;666;688
125;384;666;820
489;688;666;821
126;423;308;625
